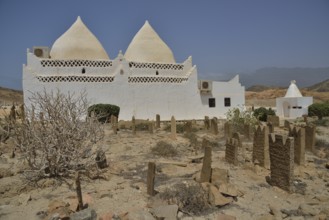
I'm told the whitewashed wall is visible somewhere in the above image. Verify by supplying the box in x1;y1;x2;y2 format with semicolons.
23;52;245;121
276;97;313;119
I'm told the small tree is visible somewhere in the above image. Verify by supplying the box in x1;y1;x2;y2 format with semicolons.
8;90;104;184
253;107;275;122
308;102;329;120
88;104;120;123
225;107;258;133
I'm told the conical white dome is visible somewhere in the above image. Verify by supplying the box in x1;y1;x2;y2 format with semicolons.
125;21;175;63
284;80;303;97
50;16;109;60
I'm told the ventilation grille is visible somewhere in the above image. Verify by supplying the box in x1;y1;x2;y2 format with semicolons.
40;60;112;67
128;76;188;83
36;75;114;83
129;62;183;70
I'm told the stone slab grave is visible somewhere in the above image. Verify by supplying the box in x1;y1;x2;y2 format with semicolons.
305;124;316;152
267;115;280;127
210;117;219;135
289;126;305;166
253;125;270;169
268;134;294;192
224;122;232;138
232;132;244;162
225;137;239;165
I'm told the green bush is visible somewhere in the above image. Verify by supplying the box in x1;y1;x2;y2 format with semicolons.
308;102;329;120
253;107;275;122
225;107;258;133
88;104;120;123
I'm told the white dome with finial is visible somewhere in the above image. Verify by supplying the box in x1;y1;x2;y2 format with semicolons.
125;21;175;63
284;80;303;97
50;16;109;60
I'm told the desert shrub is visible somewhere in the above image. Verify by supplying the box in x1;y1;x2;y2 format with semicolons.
88;103;120;123
313;118;329;127
315;138;329;149
164;123;184;133
159;181;210;215
253;107;275;122
308;102;329;120
135;122;149;131
225;107;258;133
151;141;178;157
184;132;198;144
7;90;104;184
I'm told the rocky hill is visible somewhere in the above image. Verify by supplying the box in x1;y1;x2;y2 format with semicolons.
0;86;23;105
306;79;329;92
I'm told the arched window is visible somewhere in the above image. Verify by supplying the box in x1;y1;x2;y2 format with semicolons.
82;68;86;74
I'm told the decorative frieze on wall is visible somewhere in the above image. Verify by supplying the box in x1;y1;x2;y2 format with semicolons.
129;62;183;70
40;60;112;68
36;75;114;83
128;76;188;84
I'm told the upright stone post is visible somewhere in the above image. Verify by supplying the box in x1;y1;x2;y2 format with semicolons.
244;123;251;140
253;125;270;169
147;162;156;196
112;116;118;134
224;122;232;138
171;116;176;139
268;134;294;192
156;114;160;129
132;116;136;135
305;125;316;152
233;132;244;161
267;115;280;127
210;118;219;135
204;116;210;130
200;139;212;182
267;122;274;133
225;137;239;166
289;126;305;165
148;121;154;134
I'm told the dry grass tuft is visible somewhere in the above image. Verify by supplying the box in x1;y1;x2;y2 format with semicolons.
159;181;210;215
151;141;178;157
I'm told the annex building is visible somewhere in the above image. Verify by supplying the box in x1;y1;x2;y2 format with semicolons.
23;17;245;120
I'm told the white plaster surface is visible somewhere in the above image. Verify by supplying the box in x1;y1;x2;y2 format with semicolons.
50;17;109;60
125;21;176;63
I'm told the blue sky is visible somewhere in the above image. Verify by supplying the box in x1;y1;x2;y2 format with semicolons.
0;0;328;89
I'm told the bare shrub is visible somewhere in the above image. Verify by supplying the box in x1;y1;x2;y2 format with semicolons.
159;181;210;215
7;90;104;184
151;141;178;157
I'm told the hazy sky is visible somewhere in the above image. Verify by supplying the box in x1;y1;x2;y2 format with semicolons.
0;0;328;89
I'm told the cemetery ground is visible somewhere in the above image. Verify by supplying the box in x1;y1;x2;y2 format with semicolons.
0;118;329;219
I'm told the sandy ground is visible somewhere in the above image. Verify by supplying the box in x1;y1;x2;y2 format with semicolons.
0;119;329;220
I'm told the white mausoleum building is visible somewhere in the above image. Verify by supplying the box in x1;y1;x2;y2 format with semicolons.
276;80;313;119
23;17;245;120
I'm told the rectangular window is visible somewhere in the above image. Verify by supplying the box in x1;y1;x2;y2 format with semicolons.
224;98;231;107
209;98;216;108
